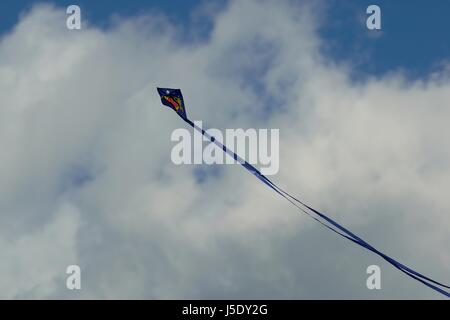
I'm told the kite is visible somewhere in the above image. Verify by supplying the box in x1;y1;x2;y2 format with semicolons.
157;87;450;298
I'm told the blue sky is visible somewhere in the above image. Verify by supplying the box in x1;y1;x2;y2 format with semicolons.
1;0;449;79
319;0;450;79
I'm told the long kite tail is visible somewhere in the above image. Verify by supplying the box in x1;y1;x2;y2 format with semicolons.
184;117;450;298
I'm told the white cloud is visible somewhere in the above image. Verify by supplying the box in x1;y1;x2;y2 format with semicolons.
0;203;79;298
0;1;449;299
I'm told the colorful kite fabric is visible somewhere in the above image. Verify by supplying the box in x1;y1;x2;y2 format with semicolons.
157;88;187;120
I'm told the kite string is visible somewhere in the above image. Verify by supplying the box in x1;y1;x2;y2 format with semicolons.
268;180;450;290
184;117;450;298
262;177;450;296
189;121;362;242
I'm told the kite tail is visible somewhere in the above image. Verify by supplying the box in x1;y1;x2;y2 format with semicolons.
263;177;450;298
183;117;450;298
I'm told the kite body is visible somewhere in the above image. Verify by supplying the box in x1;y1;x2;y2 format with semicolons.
157;88;187;120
